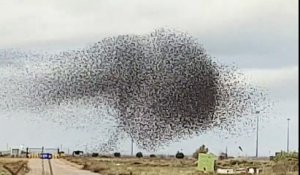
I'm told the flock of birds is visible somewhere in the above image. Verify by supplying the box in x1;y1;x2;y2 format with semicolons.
0;28;270;152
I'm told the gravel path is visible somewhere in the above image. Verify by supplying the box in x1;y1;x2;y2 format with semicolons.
27;159;99;175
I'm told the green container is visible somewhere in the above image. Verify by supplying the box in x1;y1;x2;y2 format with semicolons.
197;153;216;173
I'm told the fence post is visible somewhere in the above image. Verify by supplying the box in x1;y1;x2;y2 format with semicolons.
26;147;29;158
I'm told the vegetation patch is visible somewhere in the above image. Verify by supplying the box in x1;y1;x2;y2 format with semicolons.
0;159;29;175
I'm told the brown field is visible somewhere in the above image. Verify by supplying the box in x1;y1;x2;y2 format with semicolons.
64;156;299;175
0;158;29;175
0;155;297;175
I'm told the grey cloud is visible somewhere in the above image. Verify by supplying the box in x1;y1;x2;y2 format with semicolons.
1;0;297;69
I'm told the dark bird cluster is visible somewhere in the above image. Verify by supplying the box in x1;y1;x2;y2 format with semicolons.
0;28;270;151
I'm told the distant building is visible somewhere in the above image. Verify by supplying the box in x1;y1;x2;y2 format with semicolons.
11;148;20;157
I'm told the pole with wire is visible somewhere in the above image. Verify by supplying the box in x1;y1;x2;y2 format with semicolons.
255;111;259;158
287;118;290;153
131;137;134;156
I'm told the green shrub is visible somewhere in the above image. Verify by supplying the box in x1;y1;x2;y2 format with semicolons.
175;152;184;159
114;152;121;158
149;154;156;158
136;152;143;158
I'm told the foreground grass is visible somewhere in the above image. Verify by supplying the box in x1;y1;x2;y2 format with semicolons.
217;158;298;175
0;158;29;175
65;156;203;175
65;156;298;175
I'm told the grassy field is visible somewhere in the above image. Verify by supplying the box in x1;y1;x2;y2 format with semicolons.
64;156;298;175
0;154;297;175
65;156;201;175
0;158;29;175
216;158;298;175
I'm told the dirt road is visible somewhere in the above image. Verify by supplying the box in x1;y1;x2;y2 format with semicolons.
27;159;99;175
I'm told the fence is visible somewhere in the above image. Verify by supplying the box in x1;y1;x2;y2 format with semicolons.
25;147;63;159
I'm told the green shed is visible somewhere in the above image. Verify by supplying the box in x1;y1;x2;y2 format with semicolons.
197;153;216;173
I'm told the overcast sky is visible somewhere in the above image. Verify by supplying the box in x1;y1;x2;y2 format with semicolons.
0;0;298;156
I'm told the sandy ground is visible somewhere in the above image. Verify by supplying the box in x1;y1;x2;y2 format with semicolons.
27;159;99;175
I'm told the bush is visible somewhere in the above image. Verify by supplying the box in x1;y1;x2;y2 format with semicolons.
176;152;184;159
273;151;298;162
92;153;99;157
136;152;143;158
114;152;121;157
149;154;156;158
83;162;109;173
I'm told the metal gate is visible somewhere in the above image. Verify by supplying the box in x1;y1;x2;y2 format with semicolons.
25;147;62;159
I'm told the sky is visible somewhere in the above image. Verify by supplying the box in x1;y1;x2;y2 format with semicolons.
0;0;298;157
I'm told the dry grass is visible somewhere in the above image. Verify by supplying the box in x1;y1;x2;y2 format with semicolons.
65;156;299;175
65;156;203;175
217;158;298;175
0;158;29;175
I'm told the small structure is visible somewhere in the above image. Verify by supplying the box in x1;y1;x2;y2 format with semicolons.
11;148;20;157
247;167;260;174
197;153;217;173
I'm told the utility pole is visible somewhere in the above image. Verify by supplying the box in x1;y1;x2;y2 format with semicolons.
287;118;290;153
255;111;259;158
83;144;88;156
131;137;134;156
85;145;88;155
